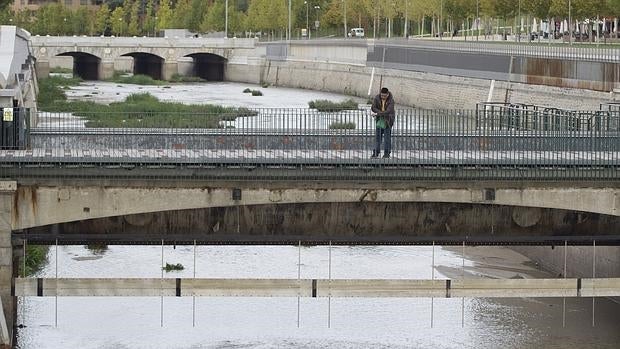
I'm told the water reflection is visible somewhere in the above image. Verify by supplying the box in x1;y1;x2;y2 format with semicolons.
16;245;620;349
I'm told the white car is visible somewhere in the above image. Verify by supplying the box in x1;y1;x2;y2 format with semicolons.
348;28;365;38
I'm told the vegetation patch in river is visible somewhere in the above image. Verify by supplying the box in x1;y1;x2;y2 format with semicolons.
38;77;257;128
21;245;49;277
163;263;185;272
308;99;359;112
107;73;165;86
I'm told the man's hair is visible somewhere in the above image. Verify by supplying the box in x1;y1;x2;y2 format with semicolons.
380;87;389;94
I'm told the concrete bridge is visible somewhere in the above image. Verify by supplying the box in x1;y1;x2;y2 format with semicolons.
30;36;262;81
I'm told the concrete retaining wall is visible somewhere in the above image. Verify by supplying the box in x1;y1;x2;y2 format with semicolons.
514;246;620;278
255;59;617;110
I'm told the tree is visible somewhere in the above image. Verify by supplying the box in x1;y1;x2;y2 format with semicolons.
201;0;226;32
127;0;140;36
172;0;193;29
523;0;551;20
143;0;156;36
94;4;110;35
110;6;124;36
156;0;173;31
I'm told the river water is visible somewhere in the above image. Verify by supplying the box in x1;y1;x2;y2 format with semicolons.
17;81;620;348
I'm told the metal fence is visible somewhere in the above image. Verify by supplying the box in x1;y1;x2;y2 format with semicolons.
375;38;620;64
1;107;619;181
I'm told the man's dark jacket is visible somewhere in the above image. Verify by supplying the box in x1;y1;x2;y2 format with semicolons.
371;93;395;127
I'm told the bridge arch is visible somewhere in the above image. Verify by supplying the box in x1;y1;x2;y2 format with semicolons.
185;53;227;81
121;52;165;80
11;185;620;245
56;51;101;80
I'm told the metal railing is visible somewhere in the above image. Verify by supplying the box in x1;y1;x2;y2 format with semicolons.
0;107;618;181
373;38;620;64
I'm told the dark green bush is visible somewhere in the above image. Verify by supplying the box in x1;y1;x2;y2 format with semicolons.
308;99;358;112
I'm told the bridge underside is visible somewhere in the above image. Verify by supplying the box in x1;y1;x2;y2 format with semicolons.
126;53;164;80
188;53;226;81
58;52;101;80
15;202;620;246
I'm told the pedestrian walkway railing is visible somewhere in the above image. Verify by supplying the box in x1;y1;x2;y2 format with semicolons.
1;107;618;180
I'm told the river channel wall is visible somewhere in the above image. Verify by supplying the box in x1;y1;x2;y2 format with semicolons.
248;59;618;111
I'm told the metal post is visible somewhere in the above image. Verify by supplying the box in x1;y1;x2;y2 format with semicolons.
159;239;164;327
518;0;521;42
562;240;567;328
21;239;26;325
431;241;435;328
305;1;309;39
343;0;347;38
476;0;479;41
55;238;58;328
225;0;228;38
440;0;443;40
297;241;301;327
568;0;572;45
592;240;596;327
193;239;196;328
461;241;465;328
404;0;408;38
328;240;332;328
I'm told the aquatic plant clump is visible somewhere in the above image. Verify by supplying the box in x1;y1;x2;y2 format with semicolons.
308;99;359;112
163;263;184;272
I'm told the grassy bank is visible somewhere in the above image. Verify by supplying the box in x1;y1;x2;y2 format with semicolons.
38;77;257;128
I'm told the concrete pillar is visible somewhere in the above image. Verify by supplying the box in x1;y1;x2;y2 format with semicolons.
162;61;178;81
34;60;49;79
0;181;15;348
99;61;115;80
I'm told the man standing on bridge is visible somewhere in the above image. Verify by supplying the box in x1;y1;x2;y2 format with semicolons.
371;87;395;158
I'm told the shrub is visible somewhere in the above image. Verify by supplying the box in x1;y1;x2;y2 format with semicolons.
112;74;164;85
251;90;263;96
308;99;358;112
169;74;206;83
163;263;184;271
21;245;49;277
243;88;252;93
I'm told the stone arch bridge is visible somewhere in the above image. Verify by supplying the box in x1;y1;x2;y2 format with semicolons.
30;36;261;81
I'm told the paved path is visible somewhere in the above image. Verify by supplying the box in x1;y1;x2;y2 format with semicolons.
0;149;617;166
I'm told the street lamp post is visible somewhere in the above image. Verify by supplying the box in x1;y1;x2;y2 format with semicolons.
225;0;228;38
568;0;572;45
518;0;521;42
439;0;443;39
404;0;408;38
476;0;479;41
304;1;309;39
343;0;347;38
288;0;291;40
314;5;320;38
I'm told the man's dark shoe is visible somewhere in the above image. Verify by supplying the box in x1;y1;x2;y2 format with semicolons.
370;153;379;158
382;153;390;158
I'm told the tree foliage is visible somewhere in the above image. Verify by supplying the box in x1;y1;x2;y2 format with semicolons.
1;0;620;38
